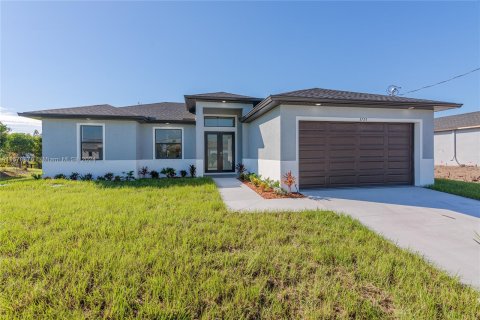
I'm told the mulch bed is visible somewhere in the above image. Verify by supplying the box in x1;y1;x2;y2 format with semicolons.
240;179;304;199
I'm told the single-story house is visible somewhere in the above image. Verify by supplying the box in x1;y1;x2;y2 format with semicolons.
434;111;480;166
19;88;461;188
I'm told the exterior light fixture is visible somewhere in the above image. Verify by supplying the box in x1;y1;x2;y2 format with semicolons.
408;107;414;109
315;103;322;106
222;100;226;103
166;122;170;125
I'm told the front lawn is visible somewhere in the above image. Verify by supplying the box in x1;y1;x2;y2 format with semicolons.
428;178;480;200
1;178;479;319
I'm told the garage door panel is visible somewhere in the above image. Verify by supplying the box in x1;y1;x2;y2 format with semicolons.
329;161;357;170
328;175;357;185
299;122;328;130
358;123;385;132
299;150;327;159
328;122;358;131
299;137;327;145
359;136;385;145
329;136;357;146
299;121;413;188
358;175;386;184
300;130;329;138
299;163;327;171
329;149;357;158
388;136;410;145
388;123;411;132
358;149;386;157
357;161;385;170
388;149;410;157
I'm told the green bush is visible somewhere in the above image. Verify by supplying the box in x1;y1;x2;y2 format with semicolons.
161;167;176;178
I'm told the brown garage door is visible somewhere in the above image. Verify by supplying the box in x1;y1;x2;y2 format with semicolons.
299;121;413;188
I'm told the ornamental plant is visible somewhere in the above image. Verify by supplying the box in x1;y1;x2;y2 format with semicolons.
282;171;296;193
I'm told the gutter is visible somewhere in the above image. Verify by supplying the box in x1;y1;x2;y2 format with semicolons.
242;96;462;123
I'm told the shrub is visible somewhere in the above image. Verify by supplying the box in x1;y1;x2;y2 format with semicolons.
54;174;67;179
104;172;114;181
96;176;106;181
180;170;187;178
189;164;196;178
138;166;149;178
80;173;93;181
273;186;287;196
150;170;159;179
69;172;79;180
282;171;296;193
123;171;135;181
113;175;122;182
235;163;247;176
31;173;42;180
161;167;176;178
258;181;271;192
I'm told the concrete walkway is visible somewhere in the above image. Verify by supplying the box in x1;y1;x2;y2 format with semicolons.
214;178;480;288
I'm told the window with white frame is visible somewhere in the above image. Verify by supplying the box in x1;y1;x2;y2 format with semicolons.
155;129;182;159
80;125;103;160
204;116;235;127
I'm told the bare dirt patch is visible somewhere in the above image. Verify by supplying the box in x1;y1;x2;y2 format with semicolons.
434;165;480;183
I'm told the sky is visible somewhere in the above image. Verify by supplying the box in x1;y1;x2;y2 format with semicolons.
1;1;479;133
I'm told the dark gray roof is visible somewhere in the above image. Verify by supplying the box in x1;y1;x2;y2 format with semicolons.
121;102;195;123
434;111;480;131
275;88;454;104
243;87;462;122
18;104;143;120
19;102;195;123
184;92;262;112
185;91;260;100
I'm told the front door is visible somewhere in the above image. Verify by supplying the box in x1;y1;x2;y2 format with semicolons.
205;132;235;173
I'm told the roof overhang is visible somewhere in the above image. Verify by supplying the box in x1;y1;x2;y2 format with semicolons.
184;95;263;113
17;112;147;121
434;125;480;132
241;96;463;122
17;112;196;124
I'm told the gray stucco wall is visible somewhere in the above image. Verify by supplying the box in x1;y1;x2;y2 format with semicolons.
244;107;281;160
136;123;196;159
434;128;480;165
278;104;434;161
42;119;138;160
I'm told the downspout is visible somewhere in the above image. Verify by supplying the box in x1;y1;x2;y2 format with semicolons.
450;129;463;166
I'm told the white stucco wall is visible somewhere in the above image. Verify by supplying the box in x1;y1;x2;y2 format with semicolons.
434;128;480;166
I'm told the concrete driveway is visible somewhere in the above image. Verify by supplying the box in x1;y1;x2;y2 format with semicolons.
302;186;480;288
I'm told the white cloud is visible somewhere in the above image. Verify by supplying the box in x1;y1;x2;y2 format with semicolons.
0;107;42;134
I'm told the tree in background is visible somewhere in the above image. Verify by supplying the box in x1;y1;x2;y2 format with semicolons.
0;123;42;168
0;121;10;152
5;133;34;157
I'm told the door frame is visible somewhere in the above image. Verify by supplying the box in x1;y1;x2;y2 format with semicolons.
204;131;236;173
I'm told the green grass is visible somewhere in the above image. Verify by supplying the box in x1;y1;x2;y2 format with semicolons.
1;178;479;319
428;178;480;200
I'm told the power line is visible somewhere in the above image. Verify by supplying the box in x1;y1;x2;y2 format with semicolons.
399;67;480;95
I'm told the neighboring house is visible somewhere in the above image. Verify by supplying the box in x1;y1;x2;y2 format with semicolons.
434;111;480;166
19;88;461;188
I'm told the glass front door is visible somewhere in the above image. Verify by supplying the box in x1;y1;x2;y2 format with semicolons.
205;132;235;173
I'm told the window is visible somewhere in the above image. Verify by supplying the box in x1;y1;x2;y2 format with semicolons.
204;116;235;127
155;129;182;159
80;125;103;160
